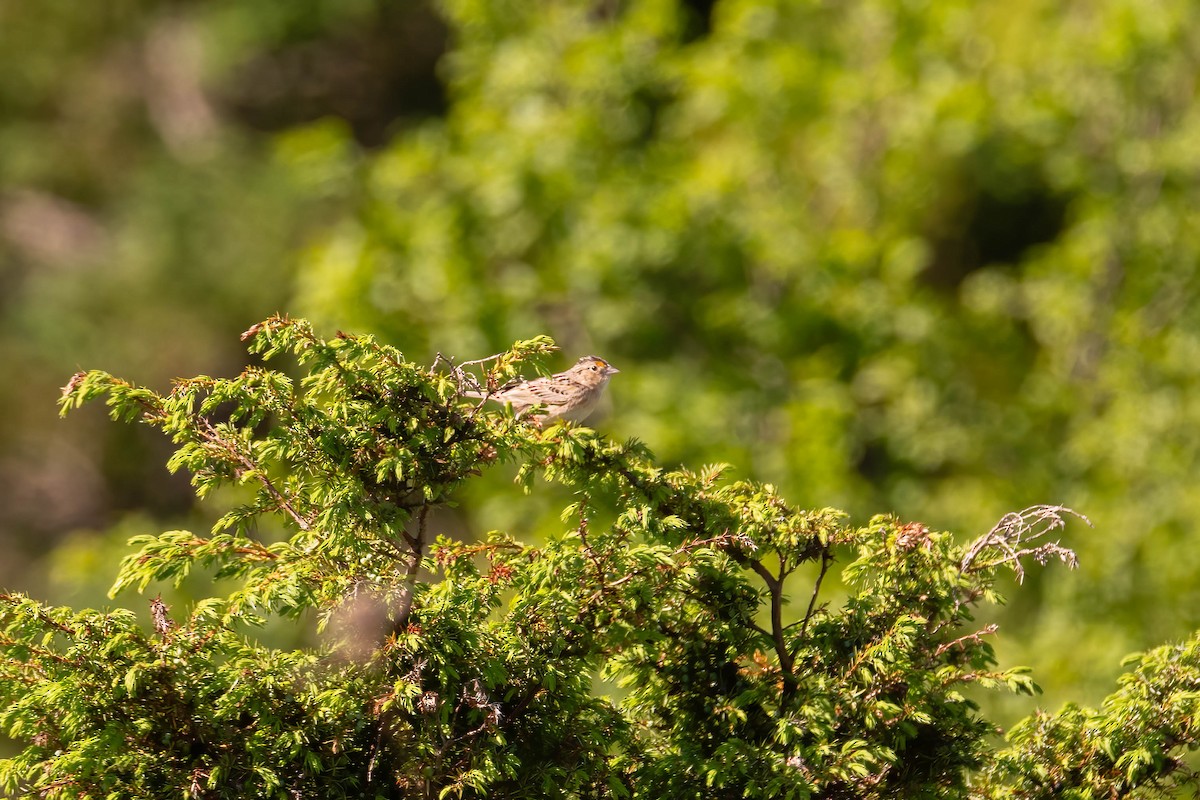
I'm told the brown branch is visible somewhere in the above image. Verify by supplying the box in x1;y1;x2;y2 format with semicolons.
573;496;609;593
391;505;429;633
672;530;750;555
232;542;279;560
796;544;835;642
746;619;774;641
436;539;525;573
0;633;74;669
199;420;313;532
934;623;999;657
37;778;79;798
748;559;795;680
0;594;78;637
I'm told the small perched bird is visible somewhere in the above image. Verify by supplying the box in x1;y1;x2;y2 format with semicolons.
465;355;619;423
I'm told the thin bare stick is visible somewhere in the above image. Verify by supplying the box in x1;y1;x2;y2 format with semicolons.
431;350;518;395
432;350;510;370
960;504;1088;581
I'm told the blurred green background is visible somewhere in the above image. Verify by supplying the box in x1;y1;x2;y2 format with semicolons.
4;0;1200;728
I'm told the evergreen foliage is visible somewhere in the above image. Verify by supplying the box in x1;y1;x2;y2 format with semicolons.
6;0;1200;722
4;317;1196;798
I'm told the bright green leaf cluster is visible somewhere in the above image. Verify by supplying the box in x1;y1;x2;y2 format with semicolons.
983;632;1200;798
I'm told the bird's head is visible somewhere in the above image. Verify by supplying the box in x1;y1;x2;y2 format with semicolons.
575;355;620;379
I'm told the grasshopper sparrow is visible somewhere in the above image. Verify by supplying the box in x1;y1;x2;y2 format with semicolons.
465;355;619;423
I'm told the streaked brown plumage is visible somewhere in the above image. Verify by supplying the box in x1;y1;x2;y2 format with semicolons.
464;355;619;422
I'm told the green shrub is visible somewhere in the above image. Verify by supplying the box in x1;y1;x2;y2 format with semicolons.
3;317;1197;799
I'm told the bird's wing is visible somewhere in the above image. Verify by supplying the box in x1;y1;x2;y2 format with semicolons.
499;375;579;407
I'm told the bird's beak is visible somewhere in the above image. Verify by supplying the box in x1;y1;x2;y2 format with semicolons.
607;365;620;375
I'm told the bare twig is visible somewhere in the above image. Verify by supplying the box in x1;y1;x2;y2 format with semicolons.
430;350;518;395
430;352;485;394
960;504;1089;581
432;350;509;371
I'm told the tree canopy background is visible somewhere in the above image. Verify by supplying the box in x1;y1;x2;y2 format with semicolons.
3;0;1200;728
